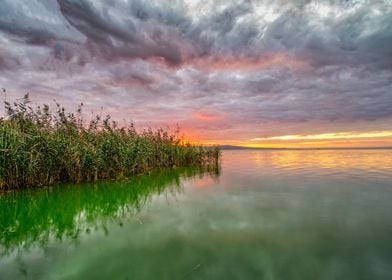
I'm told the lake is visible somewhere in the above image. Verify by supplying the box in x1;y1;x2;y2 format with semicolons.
1;150;392;279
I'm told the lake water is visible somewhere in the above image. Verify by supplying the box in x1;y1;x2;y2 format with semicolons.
1;150;392;279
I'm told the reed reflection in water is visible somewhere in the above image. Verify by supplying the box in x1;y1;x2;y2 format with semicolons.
0;166;220;256
1;150;392;280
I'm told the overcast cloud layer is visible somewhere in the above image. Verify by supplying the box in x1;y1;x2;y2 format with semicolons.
0;0;391;144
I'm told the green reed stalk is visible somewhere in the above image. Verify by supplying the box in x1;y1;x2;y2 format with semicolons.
0;94;220;189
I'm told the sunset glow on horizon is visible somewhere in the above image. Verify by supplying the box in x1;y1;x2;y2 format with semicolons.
1;0;391;148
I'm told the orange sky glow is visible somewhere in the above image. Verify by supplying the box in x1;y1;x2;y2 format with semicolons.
189;130;392;148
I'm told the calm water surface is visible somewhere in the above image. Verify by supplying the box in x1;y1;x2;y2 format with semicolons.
1;150;392;279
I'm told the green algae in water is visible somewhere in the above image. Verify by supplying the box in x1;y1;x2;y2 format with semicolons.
1;150;392;279
0;166;219;256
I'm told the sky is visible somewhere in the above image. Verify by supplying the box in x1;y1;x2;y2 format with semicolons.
0;0;391;148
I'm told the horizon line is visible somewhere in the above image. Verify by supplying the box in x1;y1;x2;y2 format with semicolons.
216;145;392;150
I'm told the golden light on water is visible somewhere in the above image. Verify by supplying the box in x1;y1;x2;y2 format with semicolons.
224;149;392;171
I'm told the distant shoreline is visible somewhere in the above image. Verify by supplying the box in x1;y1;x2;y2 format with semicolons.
219;145;392;151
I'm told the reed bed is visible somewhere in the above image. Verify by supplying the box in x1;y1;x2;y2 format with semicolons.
0;94;220;189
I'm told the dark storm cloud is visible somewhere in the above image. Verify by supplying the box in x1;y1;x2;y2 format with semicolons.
57;0;186;65
0;0;392;139
2;0;390;69
0;0;79;45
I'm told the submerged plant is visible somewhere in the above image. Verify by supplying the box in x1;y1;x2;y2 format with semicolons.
0;94;220;189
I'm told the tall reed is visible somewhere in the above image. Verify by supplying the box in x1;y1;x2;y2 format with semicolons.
0;94;220;189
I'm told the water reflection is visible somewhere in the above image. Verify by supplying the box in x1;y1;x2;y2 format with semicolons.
1;150;392;279
222;149;392;182
0;166;220;256
224;149;392;171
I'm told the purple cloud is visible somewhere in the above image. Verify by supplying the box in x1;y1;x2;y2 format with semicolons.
0;0;391;142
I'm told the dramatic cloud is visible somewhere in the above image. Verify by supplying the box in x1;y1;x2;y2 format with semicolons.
0;0;391;146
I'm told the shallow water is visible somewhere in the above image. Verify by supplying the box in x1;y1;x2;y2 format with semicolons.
1;150;392;280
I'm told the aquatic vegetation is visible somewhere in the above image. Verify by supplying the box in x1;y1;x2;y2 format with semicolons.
0;94;220;189
0;165;220;255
